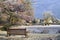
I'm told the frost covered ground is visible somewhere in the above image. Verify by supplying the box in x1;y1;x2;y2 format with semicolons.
0;33;59;40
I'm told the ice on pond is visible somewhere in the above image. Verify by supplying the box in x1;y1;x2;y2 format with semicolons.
27;25;60;34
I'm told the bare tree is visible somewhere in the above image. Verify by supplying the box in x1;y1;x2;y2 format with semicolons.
0;0;34;25
43;11;55;25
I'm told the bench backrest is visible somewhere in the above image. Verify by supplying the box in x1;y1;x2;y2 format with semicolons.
7;28;27;36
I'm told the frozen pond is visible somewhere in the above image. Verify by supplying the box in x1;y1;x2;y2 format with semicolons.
26;25;60;34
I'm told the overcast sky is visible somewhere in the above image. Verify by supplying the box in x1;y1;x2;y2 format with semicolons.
31;0;60;19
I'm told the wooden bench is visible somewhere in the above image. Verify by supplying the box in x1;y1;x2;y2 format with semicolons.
7;28;27;37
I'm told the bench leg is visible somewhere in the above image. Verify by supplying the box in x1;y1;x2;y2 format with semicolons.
25;34;28;38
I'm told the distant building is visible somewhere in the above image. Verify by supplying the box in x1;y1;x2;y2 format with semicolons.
47;17;53;23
